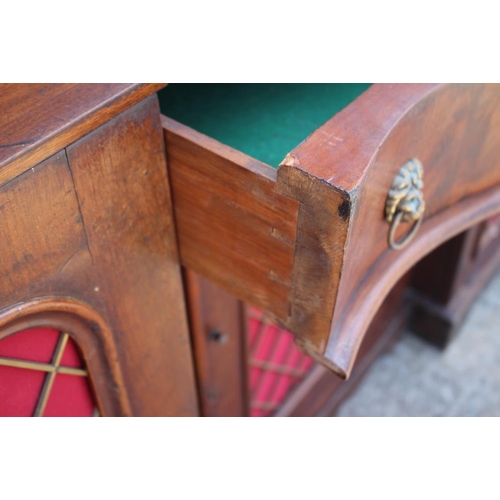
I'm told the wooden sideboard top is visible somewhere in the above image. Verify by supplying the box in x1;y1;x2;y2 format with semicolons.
0;83;166;185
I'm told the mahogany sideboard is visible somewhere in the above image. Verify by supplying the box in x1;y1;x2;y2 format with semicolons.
1;83;500;416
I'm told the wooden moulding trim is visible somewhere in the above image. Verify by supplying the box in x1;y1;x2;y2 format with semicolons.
0;296;132;416
0;84;165;188
324;184;500;379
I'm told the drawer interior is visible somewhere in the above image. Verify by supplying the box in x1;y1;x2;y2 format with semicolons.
159;83;373;376
158;83;370;167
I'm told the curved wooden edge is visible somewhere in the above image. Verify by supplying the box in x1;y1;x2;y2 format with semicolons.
162;83;500;382
326;184;500;378
275;84;500;379
0;296;133;416
279;84;440;192
274;85;444;344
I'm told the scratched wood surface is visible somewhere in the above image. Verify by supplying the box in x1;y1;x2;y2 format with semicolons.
0;84;165;186
0;151;91;305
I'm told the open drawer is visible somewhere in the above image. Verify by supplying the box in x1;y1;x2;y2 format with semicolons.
158;84;500;379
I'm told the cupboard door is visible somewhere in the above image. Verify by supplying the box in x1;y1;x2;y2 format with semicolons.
65;96;199;416
0;94;198;416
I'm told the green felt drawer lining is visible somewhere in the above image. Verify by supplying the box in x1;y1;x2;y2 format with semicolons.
158;84;371;168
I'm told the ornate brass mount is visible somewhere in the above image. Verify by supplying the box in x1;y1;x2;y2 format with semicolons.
385;158;425;250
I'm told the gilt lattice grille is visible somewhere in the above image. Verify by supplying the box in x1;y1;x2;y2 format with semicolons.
0;327;98;417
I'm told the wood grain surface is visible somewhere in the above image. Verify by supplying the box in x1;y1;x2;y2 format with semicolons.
0;89;198;416
0;84;165;186
163;116;299;320
278;84;500;377
66;97;198;416
183;269;248;416
275;274;411;416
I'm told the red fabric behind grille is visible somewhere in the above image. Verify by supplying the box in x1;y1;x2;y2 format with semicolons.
1;314;315;417
0;328;96;417
248;309;314;417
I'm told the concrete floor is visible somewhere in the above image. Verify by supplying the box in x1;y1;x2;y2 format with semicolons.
336;270;500;417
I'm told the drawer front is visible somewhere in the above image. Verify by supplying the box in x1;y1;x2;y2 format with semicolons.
279;83;500;377
162;84;500;379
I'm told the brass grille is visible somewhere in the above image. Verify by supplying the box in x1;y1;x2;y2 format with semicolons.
0;329;98;417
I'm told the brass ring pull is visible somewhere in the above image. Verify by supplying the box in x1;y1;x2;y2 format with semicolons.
387;210;423;250
385;158;425;251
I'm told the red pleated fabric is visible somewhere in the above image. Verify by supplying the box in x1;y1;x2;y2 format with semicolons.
247;308;314;417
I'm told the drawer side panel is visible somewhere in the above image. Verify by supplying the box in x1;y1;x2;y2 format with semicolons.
163;116;300;320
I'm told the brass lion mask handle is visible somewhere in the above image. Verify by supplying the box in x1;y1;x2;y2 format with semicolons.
385;158;425;251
